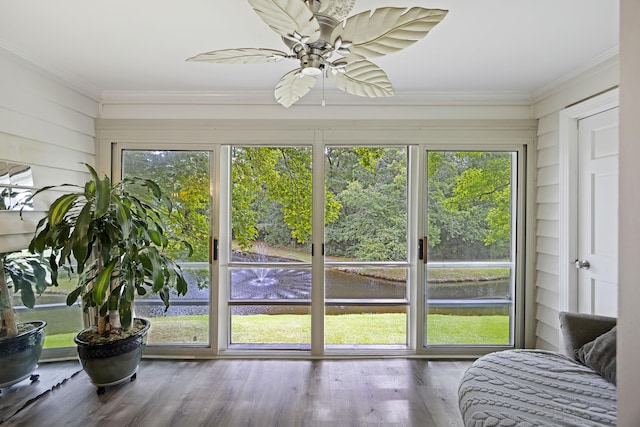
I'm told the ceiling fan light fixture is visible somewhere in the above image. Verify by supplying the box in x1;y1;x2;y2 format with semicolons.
301;66;322;76
187;0;448;107
299;52;324;76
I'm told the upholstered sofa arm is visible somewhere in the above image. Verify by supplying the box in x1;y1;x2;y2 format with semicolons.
559;311;617;359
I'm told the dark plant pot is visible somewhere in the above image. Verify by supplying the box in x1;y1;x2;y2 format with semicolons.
74;318;150;392
0;320;46;388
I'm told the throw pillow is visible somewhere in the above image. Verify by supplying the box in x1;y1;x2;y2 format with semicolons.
576;326;617;384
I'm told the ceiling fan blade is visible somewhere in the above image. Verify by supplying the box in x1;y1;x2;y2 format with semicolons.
248;0;320;43
186;48;290;64
331;7;448;58
274;69;317;108
328;56;393;98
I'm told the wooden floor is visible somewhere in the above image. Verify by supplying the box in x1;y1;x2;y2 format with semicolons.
6;358;471;427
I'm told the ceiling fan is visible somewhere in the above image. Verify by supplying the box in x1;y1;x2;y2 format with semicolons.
187;0;448;107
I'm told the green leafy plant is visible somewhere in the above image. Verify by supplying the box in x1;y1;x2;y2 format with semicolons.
25;164;191;336
0;252;51;338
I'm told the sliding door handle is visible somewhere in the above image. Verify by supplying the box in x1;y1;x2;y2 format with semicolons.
419;238;428;264
209;237;219;263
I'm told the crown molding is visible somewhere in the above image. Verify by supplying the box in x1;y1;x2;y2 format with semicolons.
0;39;102;102
100;90;532;107
530;46;619;103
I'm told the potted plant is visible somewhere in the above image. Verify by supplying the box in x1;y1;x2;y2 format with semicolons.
25;164;190;394
0;251;50;389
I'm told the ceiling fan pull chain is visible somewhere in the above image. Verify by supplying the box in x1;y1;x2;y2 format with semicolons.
322;69;326;107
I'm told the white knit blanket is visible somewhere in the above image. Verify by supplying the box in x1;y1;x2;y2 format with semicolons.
458;349;616;426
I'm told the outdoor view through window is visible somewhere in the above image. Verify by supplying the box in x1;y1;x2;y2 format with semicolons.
425;151;516;346
19;146;518;353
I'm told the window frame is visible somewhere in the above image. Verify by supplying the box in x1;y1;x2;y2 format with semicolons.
77;122;535;361
416;143;528;357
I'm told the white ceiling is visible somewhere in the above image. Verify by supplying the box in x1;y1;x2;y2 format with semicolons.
0;0;619;102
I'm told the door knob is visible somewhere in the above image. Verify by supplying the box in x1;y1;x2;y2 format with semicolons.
574;259;591;270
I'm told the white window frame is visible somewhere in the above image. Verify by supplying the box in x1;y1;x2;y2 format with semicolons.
91;120;535;360
417;144;527;357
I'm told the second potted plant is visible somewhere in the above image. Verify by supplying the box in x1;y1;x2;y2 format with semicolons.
0;251;50;389
26;164;190;394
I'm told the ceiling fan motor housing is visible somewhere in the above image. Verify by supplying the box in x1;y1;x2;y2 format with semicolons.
282;13;337;51
299;51;324;76
284;11;338;76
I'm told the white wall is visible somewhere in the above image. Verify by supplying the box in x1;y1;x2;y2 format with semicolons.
618;0;640;424
531;56;619;350
0;50;99;252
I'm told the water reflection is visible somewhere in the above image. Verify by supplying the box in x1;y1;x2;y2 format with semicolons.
231;267;311;299
136;253;510;318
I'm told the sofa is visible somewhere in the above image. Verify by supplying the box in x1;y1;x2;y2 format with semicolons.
458;312;617;426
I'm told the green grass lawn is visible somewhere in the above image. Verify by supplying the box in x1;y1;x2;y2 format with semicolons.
44;313;509;348
44;333;77;348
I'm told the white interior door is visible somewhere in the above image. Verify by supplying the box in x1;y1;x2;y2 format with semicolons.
576;107;619;316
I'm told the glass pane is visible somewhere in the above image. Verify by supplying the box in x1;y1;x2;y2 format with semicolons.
323;146;408;348
122;150;211;346
231;147;312;259
230;266;311;300
8;163;33;186
0;186;10;210
425;151;515;347
426;307;510;345
16;270;84;349
0;162;8;185
324;147;407;262
0;161;34;211
230;305;311;347
325;267;407;299
325;306;407;345
229;146;312;348
1;188;34;211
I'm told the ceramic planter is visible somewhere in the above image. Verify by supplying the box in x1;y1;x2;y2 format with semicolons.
74;318;150;394
0;320;46;388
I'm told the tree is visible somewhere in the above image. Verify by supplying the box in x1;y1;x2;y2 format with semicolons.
427;151;512;260
123;146;407;261
122;151;210;262
232;147;341;251
325;147;407;261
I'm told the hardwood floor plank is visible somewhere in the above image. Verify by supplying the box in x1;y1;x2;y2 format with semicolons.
6;358;471;427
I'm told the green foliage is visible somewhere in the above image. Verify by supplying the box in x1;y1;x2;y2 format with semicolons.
324;147;407;261
232;147;342;251
353;147;385;171
25;164;190;333
117;147;513;265
1;252;51;310
427;152;512;260
0;251;53;338
122;151;210;262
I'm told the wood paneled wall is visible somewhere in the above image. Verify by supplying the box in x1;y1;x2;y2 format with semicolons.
533;114;562;350
532;55;619;351
0;51;98;253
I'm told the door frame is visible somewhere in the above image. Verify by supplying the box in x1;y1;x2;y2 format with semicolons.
109;142;221;358
417;144;527;355
558;88;619;313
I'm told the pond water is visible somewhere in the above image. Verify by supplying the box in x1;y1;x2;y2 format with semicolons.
136;254;510;317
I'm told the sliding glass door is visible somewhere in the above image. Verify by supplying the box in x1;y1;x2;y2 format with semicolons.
324;147;409;347
110;141;525;356
121;150;212;346
423;150;519;348
226;145;410;349
228;146;313;349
